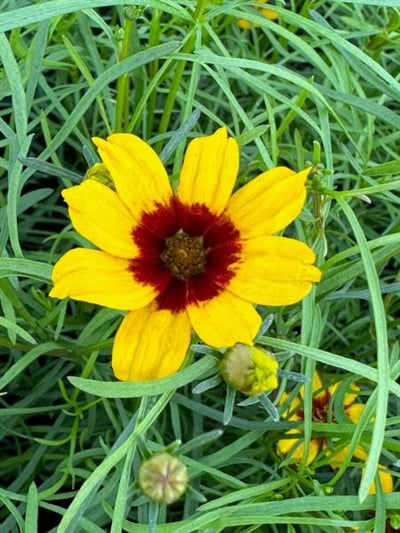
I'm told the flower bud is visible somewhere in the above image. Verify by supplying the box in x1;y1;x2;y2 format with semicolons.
84;163;114;189
138;452;188;505
220;343;278;396
124;6;142;20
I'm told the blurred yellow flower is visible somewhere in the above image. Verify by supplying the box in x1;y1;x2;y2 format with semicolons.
277;372;393;494
238;0;278;29
50;128;320;382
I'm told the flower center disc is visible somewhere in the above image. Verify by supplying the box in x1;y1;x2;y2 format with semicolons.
161;231;208;281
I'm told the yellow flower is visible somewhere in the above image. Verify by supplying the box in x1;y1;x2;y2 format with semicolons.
238;0;278;29
277;372;343;464
277;372;393;494
50;127;321;381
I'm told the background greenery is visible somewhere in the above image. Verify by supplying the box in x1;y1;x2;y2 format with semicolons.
0;0;399;531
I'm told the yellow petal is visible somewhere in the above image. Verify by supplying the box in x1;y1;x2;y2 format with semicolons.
237;18;252;29
112;304;192;381
277;430;319;465
286;393;304;421
277;429;301;456
260;8;279;20
62;180;137;258
353;445;368;462
92;134;173;221
50;248;156;310
311;372;324;396
335;448;394;494
187;290;261;347
331;445;368;467
279;392;304;420
344;383;360;407
369;467;393;495
346;402;365;423
227;236;321;306
226;167;310;238
177;128;239;216
328;445;349;468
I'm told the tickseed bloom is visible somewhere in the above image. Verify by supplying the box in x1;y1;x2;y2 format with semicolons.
277;372;393;494
238;0;278;29
50;127;321;381
220;343;278;395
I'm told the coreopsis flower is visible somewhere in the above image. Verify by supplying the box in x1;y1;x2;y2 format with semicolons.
220;343;278;395
238;0;278;29
277;372;360;464
50;127;320;381
277;372;393;493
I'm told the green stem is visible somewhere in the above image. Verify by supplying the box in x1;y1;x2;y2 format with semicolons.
156;30;196;149
156;0;208;146
115;17;134;132
147;9;162;135
194;0;208;19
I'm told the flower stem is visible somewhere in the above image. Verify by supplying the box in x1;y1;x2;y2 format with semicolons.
146;9;162;136
156;1;208;147
115;15;134;132
194;0;209;19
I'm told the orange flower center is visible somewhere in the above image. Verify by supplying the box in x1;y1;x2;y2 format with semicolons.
161;231;209;280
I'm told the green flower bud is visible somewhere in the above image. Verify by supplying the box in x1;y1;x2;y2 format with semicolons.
84;163;114;189
124;6;142;20
138;452;188;505
220;343;278;396
390;514;400;530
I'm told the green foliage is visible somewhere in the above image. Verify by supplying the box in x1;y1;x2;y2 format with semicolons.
0;1;399;531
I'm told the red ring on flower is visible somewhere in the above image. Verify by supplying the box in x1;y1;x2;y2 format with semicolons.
129;198;242;312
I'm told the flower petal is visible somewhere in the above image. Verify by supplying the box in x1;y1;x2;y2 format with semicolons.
346;402;365;424
260;8;279;21
276;429;301;456
112;304;192;381
226;167;310;238
227;236;321;306
62;180;137;258
277;431;319;465
50;248;156;310
369;467;394;495
328;445;351;468
92;134;173;220
335;448;394;494
187;290;261;347
280;391;303;421
353;445;368;462
344;384;360;407
311;372;324;396
177;128;239;216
